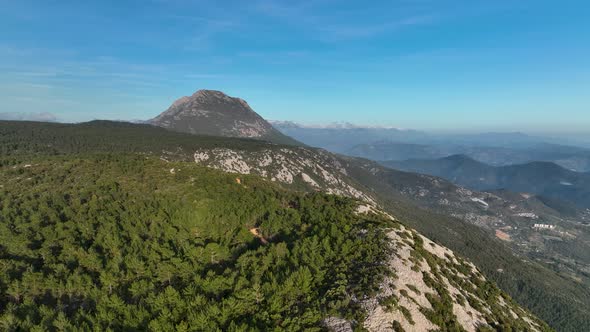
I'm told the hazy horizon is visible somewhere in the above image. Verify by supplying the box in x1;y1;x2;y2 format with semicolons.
1;111;589;147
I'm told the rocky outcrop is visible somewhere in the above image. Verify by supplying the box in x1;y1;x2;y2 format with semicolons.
192;146;375;204
352;207;550;332
150;90;299;145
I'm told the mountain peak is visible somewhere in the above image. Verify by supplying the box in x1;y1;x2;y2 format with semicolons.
169;90;249;109
149;89;300;145
191;89;237;101
193;89;222;96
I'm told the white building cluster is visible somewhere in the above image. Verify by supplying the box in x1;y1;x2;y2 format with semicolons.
533;224;555;230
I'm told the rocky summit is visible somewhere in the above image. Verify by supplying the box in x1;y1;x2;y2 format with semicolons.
150;89;299;145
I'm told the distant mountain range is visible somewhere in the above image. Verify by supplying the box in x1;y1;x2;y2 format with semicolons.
347;141;590;172
384;155;590;209
270;120;428;153
272;121;590;171
273;121;590;148
150;90;300;145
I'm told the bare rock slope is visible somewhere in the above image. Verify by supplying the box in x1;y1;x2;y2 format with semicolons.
360;220;548;331
150;89;300;145
191;146;375;203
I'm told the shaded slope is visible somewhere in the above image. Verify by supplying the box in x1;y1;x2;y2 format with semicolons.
345;140;590;172
341;158;590;331
386;155;590;208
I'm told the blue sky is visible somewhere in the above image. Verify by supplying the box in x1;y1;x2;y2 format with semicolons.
1;0;589;134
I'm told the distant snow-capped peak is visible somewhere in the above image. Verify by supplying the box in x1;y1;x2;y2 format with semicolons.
270;120;407;130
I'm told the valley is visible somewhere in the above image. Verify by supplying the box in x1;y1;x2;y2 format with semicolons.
383;155;590;209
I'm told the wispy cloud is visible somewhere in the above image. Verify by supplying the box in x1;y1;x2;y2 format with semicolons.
320;15;435;40
237;50;311;64
183;73;227;79
0;44;78;57
252;0;437;41
254;0;336;19
0;112;58;122
152;6;244;52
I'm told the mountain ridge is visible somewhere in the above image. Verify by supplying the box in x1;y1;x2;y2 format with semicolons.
271;123;590;171
385;154;590;209
347;141;590;172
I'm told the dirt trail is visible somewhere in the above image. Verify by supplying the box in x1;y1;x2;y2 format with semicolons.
249;228;268;244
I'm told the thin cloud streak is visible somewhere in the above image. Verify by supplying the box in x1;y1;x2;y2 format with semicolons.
0;112;58;122
319;15;436;40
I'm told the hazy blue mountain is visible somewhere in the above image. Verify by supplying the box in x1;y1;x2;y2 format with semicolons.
437;132;547;148
345;141;448;160
271;122;567;150
385;155;590;208
347;141;590;172
273;122;590;171
270;121;430;153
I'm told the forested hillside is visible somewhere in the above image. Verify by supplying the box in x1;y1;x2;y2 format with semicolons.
0;120;270;157
0;120;574;331
0;154;550;331
0;154;391;330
